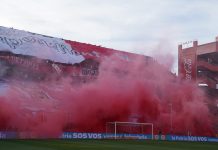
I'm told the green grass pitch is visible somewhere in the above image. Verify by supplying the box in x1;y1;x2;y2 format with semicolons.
0;139;218;150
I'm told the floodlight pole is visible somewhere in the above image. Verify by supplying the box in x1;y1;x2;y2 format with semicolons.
106;123;108;135
151;124;154;140
170;103;173;134
114;122;117;140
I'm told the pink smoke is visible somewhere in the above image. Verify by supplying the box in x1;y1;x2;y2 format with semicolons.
0;54;215;138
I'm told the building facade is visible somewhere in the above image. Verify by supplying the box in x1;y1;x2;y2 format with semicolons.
179;39;218;88
178;38;218;135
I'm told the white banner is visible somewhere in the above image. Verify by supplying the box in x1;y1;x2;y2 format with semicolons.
181;41;194;49
0;26;85;64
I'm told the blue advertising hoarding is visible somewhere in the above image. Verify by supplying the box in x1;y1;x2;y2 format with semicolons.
1;131;218;143
62;132;218;142
0;132;17;139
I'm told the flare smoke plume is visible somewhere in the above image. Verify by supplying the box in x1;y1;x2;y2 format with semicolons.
0;54;215;138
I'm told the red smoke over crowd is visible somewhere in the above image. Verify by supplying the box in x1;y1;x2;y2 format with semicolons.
0;54;215;138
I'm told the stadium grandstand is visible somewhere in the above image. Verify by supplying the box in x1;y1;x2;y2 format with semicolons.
0;26;156;137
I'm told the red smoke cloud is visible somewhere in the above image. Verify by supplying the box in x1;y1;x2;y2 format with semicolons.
0;55;215;138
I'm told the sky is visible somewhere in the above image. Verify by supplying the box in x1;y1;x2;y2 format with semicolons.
0;0;218;73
